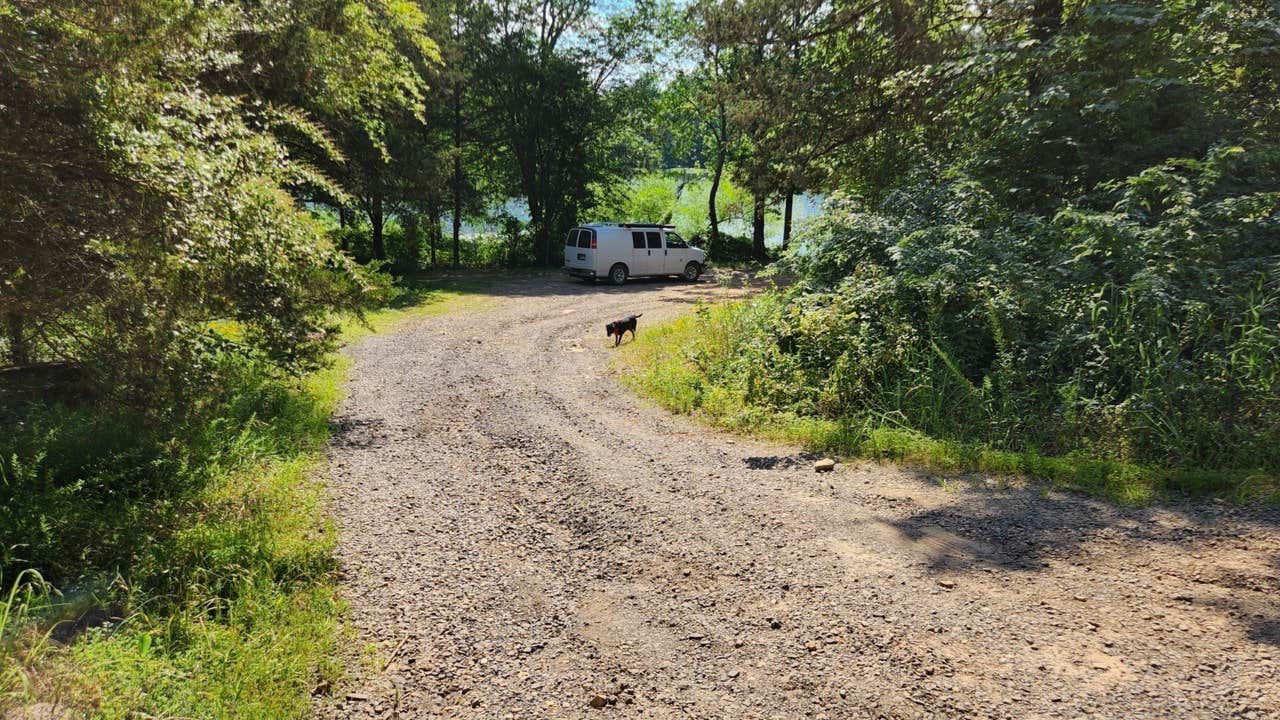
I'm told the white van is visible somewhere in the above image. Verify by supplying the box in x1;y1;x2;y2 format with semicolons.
563;223;708;284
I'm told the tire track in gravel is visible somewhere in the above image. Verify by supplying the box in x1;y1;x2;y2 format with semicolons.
317;272;1280;720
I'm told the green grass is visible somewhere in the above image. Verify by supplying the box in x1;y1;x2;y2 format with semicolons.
339;270;504;342
0;362;348;718
0;571;52;703
0;273;494;717
62;457;345;719
617;303;1280;505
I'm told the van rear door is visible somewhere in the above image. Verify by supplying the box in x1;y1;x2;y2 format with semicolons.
563;228;595;274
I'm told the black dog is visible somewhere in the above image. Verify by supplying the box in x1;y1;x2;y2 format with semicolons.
606;313;642;346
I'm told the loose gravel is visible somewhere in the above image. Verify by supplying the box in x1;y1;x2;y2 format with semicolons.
316;272;1279;720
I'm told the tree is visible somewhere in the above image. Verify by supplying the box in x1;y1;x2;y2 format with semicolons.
436;0;498;267
685;0;1280;471
0;0;429;402
682;3;738;249
473;0;661;265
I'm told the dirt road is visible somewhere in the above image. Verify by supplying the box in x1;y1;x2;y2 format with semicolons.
317;273;1278;719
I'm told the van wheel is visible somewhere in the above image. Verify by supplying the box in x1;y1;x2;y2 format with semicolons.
608;263;628;285
682;262;702;281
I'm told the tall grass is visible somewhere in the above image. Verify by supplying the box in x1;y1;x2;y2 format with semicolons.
618;301;1280;505
0;570;52;703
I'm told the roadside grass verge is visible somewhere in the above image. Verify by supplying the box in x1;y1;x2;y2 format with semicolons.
0;273;492;717
339;270;503;342
617;302;1279;506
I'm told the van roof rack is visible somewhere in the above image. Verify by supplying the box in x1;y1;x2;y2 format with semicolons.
580;221;677;230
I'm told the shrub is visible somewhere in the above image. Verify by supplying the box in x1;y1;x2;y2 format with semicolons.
0;352;344;714
0;356;333;590
0;2;393;415
692;231;758;264
707;146;1280;472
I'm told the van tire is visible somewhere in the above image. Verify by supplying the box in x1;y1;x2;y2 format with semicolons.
682;262;702;282
608;263;628;285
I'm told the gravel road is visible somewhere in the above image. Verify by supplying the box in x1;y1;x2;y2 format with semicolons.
316;272;1279;720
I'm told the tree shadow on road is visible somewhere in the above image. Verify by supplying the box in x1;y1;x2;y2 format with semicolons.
876;469;1280;645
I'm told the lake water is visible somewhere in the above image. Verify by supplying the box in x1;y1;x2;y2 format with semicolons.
448;193;825;248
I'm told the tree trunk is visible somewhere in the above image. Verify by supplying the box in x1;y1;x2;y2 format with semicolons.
432;218;442;267
752;193;767;262
403;213;419;273
427;197;440;267
452;81;464;269
708;103;726;248
370;191;385;262
529;199;547;267
5;312;30;367
538;178;555;267
1027;0;1064;96
782;193;794;249
338;207;352;252
507;222;520;269
1032;0;1064;43
533;168;554;266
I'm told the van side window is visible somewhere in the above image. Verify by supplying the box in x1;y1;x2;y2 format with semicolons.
646;231;662;249
565;229;578;246
665;232;688;249
631;231;645;249
577;229;593;248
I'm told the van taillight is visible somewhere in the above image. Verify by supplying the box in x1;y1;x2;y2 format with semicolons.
590;236;597;249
